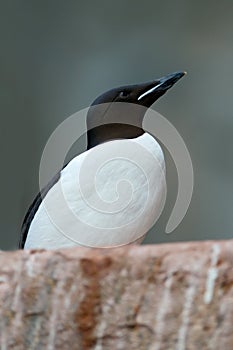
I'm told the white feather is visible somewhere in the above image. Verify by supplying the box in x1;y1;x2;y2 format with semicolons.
25;133;166;249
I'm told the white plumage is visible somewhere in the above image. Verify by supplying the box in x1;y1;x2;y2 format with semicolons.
25;132;166;249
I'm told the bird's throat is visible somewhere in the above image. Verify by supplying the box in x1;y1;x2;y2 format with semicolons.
87;124;144;149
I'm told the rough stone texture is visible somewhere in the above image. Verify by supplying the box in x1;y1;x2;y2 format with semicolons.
0;241;233;349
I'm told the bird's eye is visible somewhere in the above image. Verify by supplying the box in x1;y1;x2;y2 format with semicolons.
120;90;130;98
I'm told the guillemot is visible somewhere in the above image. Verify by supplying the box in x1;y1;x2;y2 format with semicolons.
19;71;185;249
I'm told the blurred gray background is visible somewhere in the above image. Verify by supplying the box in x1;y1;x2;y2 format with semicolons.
1;0;232;250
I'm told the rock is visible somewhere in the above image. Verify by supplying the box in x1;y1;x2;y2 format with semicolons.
0;240;233;349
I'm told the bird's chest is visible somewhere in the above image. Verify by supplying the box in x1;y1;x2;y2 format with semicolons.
26;135;166;249
61;137;165;227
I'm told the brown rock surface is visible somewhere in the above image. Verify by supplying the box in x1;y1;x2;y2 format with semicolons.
0;240;233;349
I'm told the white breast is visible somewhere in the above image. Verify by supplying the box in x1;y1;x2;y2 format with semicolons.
25;133;166;249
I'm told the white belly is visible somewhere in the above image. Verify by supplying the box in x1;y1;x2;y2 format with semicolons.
25;133;166;249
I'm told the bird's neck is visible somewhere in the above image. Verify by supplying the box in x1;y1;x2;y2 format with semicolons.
87;124;144;150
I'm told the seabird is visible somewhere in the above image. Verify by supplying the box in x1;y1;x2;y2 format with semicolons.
19;71;185;249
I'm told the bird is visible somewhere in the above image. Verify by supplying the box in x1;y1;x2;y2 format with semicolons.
19;71;186;250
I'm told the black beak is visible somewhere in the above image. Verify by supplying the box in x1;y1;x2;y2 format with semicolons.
136;71;186;107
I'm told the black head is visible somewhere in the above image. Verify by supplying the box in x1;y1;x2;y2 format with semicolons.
87;71;186;149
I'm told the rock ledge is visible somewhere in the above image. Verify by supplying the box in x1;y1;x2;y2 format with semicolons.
0;240;233;349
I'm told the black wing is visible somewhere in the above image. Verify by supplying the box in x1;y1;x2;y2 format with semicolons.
19;171;61;249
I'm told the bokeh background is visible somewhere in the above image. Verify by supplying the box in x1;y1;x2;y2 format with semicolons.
1;0;232;250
